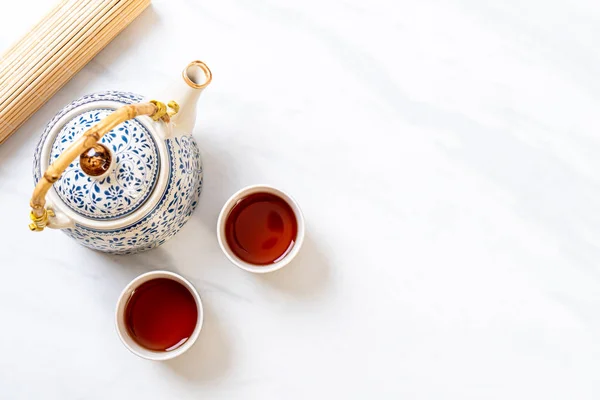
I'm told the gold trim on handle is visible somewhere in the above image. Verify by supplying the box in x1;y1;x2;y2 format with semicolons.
167;100;180;117
29;101;165;232
149;100;167;121
29;209;55;232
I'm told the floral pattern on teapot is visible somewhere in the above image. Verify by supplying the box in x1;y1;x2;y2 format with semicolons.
33;91;203;255
63;135;202;254
50;108;160;220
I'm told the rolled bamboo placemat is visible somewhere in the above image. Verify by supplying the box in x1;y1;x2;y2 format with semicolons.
0;0;151;144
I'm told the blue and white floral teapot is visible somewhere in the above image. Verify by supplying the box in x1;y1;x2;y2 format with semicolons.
29;61;212;254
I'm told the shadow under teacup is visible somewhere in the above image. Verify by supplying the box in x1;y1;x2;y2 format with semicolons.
115;271;203;361
217;184;305;273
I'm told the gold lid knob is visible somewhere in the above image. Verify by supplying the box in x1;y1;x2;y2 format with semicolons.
80;144;112;177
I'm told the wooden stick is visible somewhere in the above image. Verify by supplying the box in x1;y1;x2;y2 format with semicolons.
0;0;117;108
5;0;148;131
0;0;73;65
1;0;144;121
4;0;149;130
0;0;151;144
0;0;89;89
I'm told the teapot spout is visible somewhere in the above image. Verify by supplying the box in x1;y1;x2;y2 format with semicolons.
163;61;212;135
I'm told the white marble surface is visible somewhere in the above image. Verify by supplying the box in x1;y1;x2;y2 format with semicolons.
1;0;600;398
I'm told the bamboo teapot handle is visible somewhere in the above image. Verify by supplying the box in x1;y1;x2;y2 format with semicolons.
29;101;174;231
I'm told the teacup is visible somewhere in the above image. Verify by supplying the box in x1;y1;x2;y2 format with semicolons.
115;271;203;360
217;184;305;273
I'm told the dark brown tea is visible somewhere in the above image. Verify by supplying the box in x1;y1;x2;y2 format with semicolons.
225;192;298;265
125;278;198;352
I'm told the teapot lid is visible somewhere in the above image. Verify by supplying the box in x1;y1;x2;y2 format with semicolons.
44;92;161;221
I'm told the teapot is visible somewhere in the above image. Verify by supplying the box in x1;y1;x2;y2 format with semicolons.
30;61;212;254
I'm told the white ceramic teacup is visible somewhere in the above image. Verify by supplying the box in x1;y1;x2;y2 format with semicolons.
115;270;203;361
217;184;305;273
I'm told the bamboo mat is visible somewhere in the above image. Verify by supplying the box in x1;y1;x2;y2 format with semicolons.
0;0;151;144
